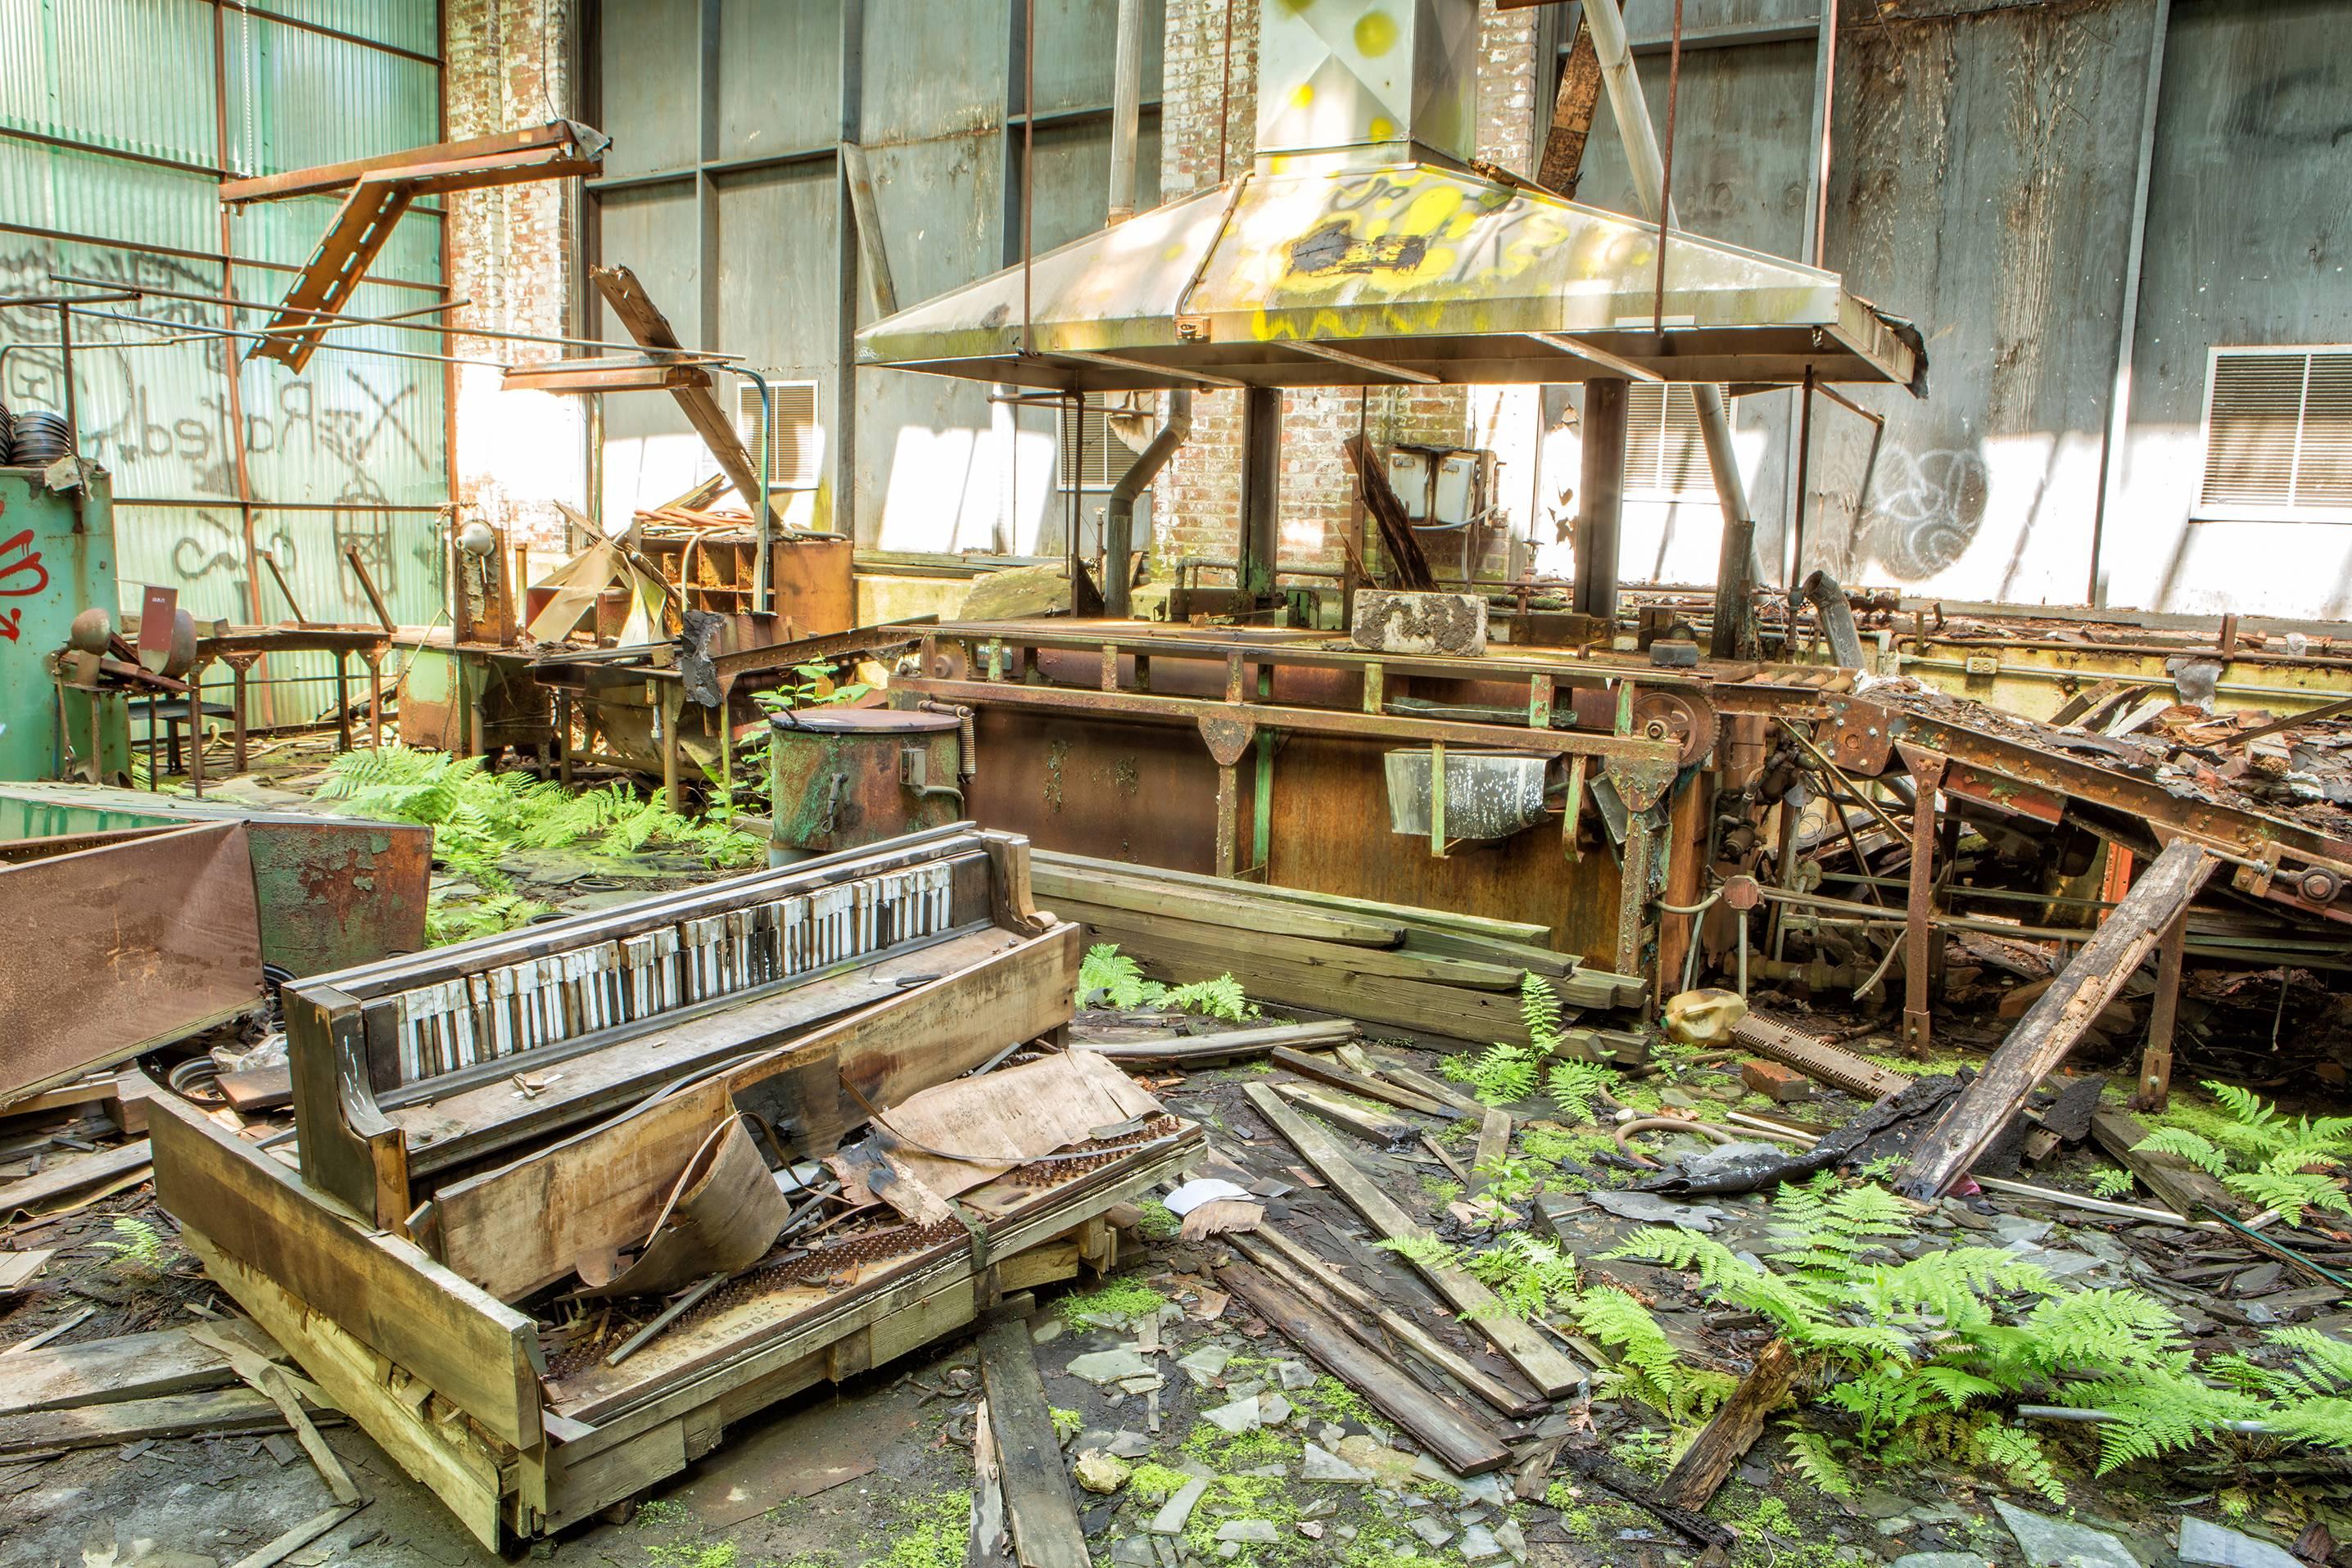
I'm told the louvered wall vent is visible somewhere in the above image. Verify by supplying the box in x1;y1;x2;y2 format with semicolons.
735;379;823;491
2198;348;2352;522
1623;383;1723;498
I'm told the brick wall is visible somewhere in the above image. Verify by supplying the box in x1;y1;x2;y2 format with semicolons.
443;0;584;553
1152;1;1541;592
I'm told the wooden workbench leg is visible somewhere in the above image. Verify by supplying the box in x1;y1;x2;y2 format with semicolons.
660;685;685;814
333;653;353;753
363;653;384;749
1899;748;1947;1056
2136;909;2188;1111
556;694;573;786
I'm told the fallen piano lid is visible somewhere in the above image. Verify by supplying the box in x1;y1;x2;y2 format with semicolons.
854;150;1924;394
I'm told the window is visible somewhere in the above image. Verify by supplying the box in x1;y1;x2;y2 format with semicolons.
1622;383;1721;498
734;379;822;492
2197;348;2352;522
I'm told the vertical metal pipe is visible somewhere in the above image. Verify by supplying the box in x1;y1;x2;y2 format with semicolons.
1584;0;1760;659
1575;377;1626;623
1789;365;1815;589
2088;0;2171;608
1105;390;1192;618
1107;0;1145;223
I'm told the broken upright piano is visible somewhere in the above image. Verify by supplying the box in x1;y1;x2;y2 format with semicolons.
151;824;1201;1547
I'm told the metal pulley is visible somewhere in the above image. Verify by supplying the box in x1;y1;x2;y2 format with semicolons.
1631;689;1720;766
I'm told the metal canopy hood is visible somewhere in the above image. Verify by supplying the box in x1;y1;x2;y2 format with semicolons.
856;0;1922;395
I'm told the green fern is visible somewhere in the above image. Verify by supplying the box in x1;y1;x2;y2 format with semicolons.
1547;1060;1619;1123
2134;1082;2351;1224
2088;1167;2137;1200
1445;1042;1543;1105
1076;942;1155;1010
1163;975;1255;1022
1520;973;1565;1049
1780;1426;1856;1498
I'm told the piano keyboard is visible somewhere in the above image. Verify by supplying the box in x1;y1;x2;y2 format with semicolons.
387;862;957;1086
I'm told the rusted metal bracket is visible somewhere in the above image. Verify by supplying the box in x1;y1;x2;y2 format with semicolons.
1605;756;1680;987
1199;715;1259;879
1896;744;1947;1055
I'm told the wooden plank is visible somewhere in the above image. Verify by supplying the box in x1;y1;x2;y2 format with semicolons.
1218;1258;1509;1475
0;1386;292;1453
228;1503;367;1568
502;358;714;395
1060;909;1539;1044
218;1063;295;1114
1364;1057;1490;1118
976;1317;1090;1568
1047;897;1526;990
1029;851;1553;946
0;1140;151;1218
1656;1338;1798;1511
1242;1083;1586;1398
1273;1082;1414;1145
191;1326;361;1505
0;1250;52;1293
970;1396;1013;1568
1269;1048;1459;1119
1081;1020;1358;1067
1229;1229;1545;1419
1471;1109;1513;1194
1537;16;1605;197
2090;1108;2244;1221
148;1096;543;1451
0;1321;274;1417
1897;842;2216;1200
1032;867;1407;947
183;1228;510;1551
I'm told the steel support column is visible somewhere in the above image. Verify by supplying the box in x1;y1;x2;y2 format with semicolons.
1575;377;1626;623
1241;386;1281;608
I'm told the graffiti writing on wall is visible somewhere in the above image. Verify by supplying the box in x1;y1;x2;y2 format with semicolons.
1861;444;1989;580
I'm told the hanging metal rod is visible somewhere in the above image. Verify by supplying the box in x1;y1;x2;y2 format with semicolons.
53;304;517;372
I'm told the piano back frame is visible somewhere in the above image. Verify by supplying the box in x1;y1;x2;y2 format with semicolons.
288;825;1057;1227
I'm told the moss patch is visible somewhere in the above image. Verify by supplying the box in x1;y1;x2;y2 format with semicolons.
1056;1275;1166;1327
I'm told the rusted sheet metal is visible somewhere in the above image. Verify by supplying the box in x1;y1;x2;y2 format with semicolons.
1899;746;1949;1054
965;711;1225;876
0;783;430;976
768;709;965;856
1941;760;2063;824
0;824;264;1105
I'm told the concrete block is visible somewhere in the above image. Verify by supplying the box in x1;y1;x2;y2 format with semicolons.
1351;590;1488;657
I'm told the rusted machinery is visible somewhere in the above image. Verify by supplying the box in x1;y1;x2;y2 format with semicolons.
767;705;971;860
152;826;1198;1544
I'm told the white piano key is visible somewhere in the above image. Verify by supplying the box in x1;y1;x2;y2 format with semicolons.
396;993;422;1083
488;967;517;1059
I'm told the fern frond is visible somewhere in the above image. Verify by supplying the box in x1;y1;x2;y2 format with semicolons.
1519;974;1563;1050
2223;1169;2351;1227
1547;1060;1620;1123
1780;1426;1856;1498
2133;1128;2229;1177
1971;1420;2065;1505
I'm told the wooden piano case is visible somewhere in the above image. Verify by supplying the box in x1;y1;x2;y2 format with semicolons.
152;827;1199;1547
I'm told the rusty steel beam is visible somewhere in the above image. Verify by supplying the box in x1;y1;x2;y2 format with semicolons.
891;675;1680;764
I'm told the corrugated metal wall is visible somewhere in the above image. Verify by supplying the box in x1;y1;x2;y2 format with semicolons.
1576;0;2352;617
0;0;447;721
586;0;1164;556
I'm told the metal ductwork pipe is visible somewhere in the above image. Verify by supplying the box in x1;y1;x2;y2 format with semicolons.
1106;0;1145;224
1798;569;1869;671
1585;0;1762;661
1103;390;1192;620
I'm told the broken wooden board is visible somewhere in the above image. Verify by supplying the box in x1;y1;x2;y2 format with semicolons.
1656;1338;1798;1512
1242;1082;1586;1399
977;1317;1090;1568
1269;1048;1459;1119
0;1385;313;1454
0;1318;279;1417
0;1139;152;1218
1897;840;2216;1200
2090;1107;2243;1220
1218;1258;1509;1475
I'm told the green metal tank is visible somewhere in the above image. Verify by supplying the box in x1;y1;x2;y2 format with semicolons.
767;707;966;863
0;468;117;782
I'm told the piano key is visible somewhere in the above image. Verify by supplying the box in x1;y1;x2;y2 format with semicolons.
488;967;517;1059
